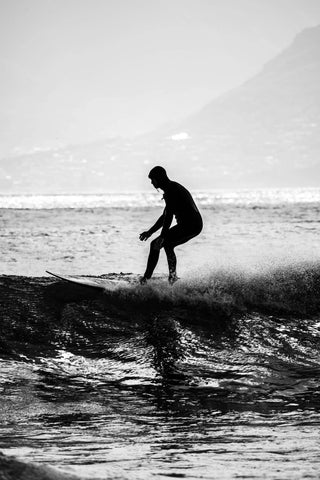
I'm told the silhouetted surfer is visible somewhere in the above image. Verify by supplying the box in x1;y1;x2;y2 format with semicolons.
139;166;202;284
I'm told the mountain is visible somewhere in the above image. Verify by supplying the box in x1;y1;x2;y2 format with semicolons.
1;26;319;193
168;24;320;186
181;25;320;133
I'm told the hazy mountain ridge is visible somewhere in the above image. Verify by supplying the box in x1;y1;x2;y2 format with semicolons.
167;25;320;186
1;25;319;192
181;25;320;130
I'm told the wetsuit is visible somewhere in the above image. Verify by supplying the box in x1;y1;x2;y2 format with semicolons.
161;181;203;246
144;181;202;280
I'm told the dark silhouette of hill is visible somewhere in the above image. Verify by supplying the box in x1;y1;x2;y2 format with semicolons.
180;25;320;134
167;25;320;186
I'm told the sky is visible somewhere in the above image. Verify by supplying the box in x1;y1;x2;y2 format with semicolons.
1;0;320;156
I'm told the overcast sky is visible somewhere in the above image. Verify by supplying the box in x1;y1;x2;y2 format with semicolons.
1;0;320;155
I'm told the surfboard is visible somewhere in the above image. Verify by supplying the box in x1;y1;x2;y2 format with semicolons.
46;271;123;290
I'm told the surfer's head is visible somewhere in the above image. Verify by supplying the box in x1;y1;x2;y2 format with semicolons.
148;166;169;190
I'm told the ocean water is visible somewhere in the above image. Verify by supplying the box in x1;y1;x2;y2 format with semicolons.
1;188;320;276
0;188;320;479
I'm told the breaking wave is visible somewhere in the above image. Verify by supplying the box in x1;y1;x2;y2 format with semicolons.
107;260;320;317
1;261;320;475
0;261;319;364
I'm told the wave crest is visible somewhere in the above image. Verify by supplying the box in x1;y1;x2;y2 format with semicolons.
108;261;320;317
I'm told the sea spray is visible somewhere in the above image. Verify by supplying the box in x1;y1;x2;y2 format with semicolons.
103;260;320;318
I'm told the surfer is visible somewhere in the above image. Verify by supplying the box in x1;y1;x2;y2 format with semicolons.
139;166;203;284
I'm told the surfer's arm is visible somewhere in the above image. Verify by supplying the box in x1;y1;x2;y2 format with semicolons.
139;213;164;241
148;213;165;235
160;208;173;237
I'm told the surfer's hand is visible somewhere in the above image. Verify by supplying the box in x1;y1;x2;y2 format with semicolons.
139;231;151;241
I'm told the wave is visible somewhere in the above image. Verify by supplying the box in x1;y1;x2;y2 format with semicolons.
107;260;320;317
1;263;320;422
0;451;81;480
0;261;319;361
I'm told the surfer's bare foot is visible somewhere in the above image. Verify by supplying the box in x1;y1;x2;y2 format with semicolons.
139;276;148;285
168;273;179;285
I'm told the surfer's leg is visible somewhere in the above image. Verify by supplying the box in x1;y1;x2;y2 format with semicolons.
163;226;187;283
143;236;163;280
163;223;202;283
164;244;177;284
